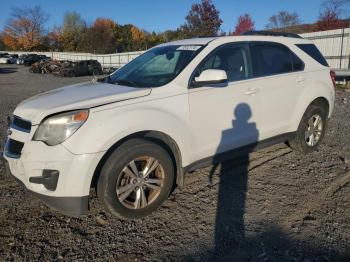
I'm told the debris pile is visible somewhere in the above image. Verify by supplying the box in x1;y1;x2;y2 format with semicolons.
30;59;103;77
20;54;50;66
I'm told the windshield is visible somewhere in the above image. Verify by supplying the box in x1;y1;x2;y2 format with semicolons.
109;45;203;87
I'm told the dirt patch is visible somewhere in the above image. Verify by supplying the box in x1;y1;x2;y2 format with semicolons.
0;65;349;261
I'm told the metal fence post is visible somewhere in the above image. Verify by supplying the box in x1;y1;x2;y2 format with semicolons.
340;27;345;69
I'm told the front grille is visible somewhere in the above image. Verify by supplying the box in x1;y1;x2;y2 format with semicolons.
4;138;24;159
10;116;31;133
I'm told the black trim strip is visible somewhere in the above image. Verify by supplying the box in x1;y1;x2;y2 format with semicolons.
4;160;88;217
183;132;295;174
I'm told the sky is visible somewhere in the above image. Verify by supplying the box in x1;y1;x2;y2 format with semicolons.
0;0;332;33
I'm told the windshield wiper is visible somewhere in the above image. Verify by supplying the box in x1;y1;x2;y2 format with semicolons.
115;79;138;87
97;75;111;83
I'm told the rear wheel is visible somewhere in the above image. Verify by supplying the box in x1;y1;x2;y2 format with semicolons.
288;104;327;154
97;139;174;219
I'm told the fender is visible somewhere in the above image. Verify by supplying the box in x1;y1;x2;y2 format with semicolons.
62;98;194;167
289;74;334;132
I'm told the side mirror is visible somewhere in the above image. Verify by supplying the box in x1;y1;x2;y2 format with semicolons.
193;69;227;87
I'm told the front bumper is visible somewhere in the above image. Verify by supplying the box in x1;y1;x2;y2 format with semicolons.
4;160;88;216
3;131;105;217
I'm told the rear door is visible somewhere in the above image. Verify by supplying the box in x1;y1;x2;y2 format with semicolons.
249;41;305;140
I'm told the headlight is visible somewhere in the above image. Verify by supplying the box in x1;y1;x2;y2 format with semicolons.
33;110;89;146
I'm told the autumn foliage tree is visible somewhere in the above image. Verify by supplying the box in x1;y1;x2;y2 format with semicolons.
317;8;343;30
233;14;255;35
2;6;48;51
130;25;147;50
3;2;348;53
316;0;348;30
81;18;119;53
0;35;6;50
181;0;223;37
46;26;63;51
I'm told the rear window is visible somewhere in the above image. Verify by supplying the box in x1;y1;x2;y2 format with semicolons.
296;44;329;67
250;42;304;77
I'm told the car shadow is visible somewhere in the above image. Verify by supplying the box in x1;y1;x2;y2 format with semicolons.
0;67;18;74
208;103;259;259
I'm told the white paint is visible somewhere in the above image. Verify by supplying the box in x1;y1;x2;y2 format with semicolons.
4;35;335;202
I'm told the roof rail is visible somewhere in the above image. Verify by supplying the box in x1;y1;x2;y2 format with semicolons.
242;31;302;39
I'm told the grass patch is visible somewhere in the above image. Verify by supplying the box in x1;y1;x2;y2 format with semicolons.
336;83;350;90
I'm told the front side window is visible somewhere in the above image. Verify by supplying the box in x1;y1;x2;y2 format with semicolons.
250;42;304;77
109;45;203;87
195;43;251;83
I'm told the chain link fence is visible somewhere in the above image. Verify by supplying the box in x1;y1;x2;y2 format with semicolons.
0;50;145;68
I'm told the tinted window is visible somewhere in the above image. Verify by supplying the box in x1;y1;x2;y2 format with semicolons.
110;45;203;87
296;44;329;67
291;51;304;71
251;42;297;77
196;43;250;82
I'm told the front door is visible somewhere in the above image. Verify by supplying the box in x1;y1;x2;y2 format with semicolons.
188;42;261;161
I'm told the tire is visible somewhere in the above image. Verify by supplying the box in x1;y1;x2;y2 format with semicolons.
97;138;175;219
288;104;328;154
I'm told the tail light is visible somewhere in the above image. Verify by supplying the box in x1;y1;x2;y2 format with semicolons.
330;70;336;88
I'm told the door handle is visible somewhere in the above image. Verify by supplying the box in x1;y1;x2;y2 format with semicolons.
244;88;257;96
296;77;305;83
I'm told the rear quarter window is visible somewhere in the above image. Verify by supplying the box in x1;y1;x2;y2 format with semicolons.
296;44;329;67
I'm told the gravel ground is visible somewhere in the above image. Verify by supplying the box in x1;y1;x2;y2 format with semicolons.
0;64;350;261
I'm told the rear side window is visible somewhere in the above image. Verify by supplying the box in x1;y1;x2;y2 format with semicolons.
296;44;328;67
250;42;304;77
291;52;304;71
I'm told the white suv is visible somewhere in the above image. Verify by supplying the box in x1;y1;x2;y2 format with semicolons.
3;33;335;219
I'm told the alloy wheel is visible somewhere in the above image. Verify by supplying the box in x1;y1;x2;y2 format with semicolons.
305;114;323;147
116;156;165;209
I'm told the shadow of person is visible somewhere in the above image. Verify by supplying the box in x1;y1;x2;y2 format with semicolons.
209;103;259;260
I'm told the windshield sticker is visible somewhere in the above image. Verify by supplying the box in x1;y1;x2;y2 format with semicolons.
176;45;201;51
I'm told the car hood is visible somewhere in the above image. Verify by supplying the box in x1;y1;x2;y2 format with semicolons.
14;81;152;125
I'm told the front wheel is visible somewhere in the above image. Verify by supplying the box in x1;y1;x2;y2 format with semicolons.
97;139;174;219
288;104;328;154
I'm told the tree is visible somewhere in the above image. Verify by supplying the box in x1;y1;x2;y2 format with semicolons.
233;14;255;36
181;0;223;37
161;29;185;41
0;35;6;50
61;11;86;51
46;26;63;51
317;0;349;30
130;25;146;50
266;11;301;31
2;5;48;50
145;31;166;48
321;0;350;17
317;8;343;30
81;18;119;53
